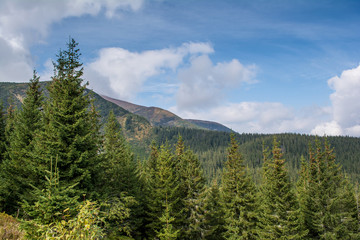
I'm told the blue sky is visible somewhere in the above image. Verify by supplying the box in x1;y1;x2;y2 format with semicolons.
1;0;360;136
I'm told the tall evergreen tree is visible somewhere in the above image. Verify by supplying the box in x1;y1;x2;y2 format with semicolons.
257;138;306;239
203;180;225;240
298;139;360;239
98;110;141;238
157;193;179;240
145;144;181;239
221;134;258;240
0;71;44;213
0;101;5;164
175;137;207;239
0;102;16;211
32;38;100;196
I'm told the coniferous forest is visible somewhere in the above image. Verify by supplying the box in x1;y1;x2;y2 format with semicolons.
1;39;360;239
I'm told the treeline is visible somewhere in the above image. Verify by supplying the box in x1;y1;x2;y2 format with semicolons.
152;127;360;182
0;39;359;239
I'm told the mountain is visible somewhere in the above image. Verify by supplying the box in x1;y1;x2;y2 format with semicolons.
2;82;360;183
101;95;233;132
186;119;233;132
0;81;153;147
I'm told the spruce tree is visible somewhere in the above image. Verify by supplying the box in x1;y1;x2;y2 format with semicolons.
0;102;5;164
98;110;141;238
157;194;179;240
221;134;258;240
0;71;43;213
145;144;181;239
257;138;306;239
0;102;16;211
176;137;207;239
298;139;360;239
32;38;100;196
203;180;225;240
22;157;79;225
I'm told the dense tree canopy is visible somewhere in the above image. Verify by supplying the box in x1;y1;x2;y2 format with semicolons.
0;39;359;239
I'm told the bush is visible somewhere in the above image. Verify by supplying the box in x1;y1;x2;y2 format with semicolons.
23;200;104;240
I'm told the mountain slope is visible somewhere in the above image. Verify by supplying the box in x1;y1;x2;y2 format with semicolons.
101;95;233;132
186;119;233;132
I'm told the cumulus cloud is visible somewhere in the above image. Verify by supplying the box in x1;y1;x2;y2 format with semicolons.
85;43;214;100
311;121;343;136
171;101;331;134
176;55;257;111
312;64;360;136
0;0;143;82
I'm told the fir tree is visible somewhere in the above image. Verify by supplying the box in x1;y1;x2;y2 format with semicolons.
257;138;306;239
0;71;43;213
221;134;258;240
32;38;100;196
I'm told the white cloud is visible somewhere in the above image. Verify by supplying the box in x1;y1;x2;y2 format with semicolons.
311;121;343;136
176;55;257;111
312;64;360;136
85;43;214;100
171;102;329;134
0;0;143;82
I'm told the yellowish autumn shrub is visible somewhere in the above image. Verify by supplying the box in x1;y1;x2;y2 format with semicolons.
0;212;25;240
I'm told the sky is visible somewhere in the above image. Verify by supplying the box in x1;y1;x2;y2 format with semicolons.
1;0;360;136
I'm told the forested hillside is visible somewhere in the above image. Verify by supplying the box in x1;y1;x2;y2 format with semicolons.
1;39;360;239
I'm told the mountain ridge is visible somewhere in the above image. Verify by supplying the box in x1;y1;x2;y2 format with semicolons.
100;95;233;132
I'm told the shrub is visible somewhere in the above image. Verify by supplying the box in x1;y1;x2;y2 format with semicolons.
0;212;24;239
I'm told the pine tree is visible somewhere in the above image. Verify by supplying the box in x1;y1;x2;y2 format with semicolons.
298;139;360;239
257;138;306;239
0;71;44;213
221;134;258;240
32;38;100;196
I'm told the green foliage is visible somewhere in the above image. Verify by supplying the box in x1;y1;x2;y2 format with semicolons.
257;138;306;239
175;136;207;239
298;139;360;239
203;180;225;240
221;134;258;240
156;194;179;240
0;102;5;164
0;71;44;213
22;157;79;226
23;200;104;240
98;110;142;238
0;212;24;240
101;194;137;239
32;38;100;196
145;143;181;238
